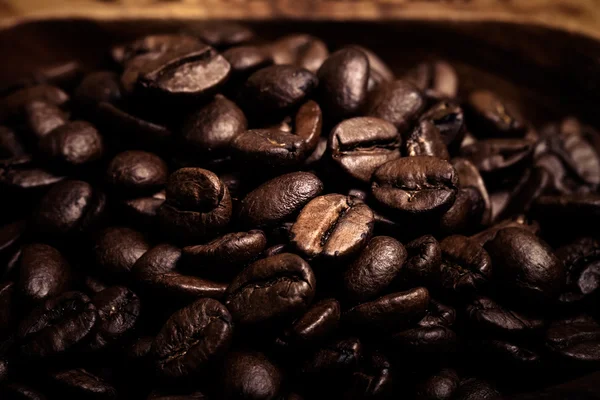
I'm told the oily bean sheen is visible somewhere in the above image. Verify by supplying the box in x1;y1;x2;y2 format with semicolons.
317;48;369;119
466;90;527;137
269;34;329;72
238;172;323;229
405;61;459;99
421;101;466;153
94;227;150;278
153;298;233;378
225;253;316;325
372;156;458;217
439;235;492;294
290;194;375;261
232;129;308;169
106;151;168;197
222;351;282;400
405;120;450;160
223;46;273;79
39;121;104;169
329;117;401;183
18;243;71;303
50;369;117;399
24;100;68;138
365;80;426;132
343;236;407;303
279;299;340;346
415;369;459;400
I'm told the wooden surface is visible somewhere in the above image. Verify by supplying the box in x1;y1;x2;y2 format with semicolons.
1;0;600;41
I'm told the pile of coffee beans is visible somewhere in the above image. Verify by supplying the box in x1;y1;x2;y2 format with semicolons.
0;22;599;399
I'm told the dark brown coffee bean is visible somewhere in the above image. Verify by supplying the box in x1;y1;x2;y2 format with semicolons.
470;217;539;247
239;65;318;116
291;194;374;261
147;391;207;400
453;378;501;400
0;85;69;122
18;291;97;358
438;187;485;235
404;235;442;284
0;282;16;339
84;275;107;294
231;129;308;169
344;352;393;399
351;46;394;91
439;235;492;295
278;299;340;347
106;151;168;197
222;351;282;400
94;227;150;279
405;61;458;100
225;253;316;325
158;168;232;243
317;48;369;119
415;368;459;400
405;119;450;160
495;167;549;221
452;157;492;225
191;22;254;48
182;230;267;279
419;299;456;328
365;80;426;132
545;314;600;364
120;190;165;227
556;237;600;305
302;337;362;388
485;227;564;303
329;117;401;183
0;126;25;159
223;46;273;81
390;325;457;354
268;34;329;73
112;34;204;66
0;384;47;400
344;287;429;333
343;236;407;303
133;244;228;301
73;71;122;113
39;121;104;169
466;90;527;137
181;94;247;160
372;156;458;217
466;296;544;335
138;45;231;102
295;100;322;153
460;138;533;179
24;100;67;138
49;368;117;399
470;339;541;369
18;243;70;303
88;286;140;350
32;180;106;237
420;100;466;154
239;172;323;229
153;298;233;378
0;157;64;198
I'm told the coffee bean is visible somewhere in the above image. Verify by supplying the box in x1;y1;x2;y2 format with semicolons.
421;100;466;154
153;298;233;378
73;71;122;114
277;298;340;347
290;194;374;261
0;384;47;400
147;391;207;400
120;190;165;227
390;325;457;354
555;237;600;305
39;121;104;170
404;235;442;284
113;34;204;66
494;167;549;221
419;299;456;328
317;48;369;120
405;61;459;100
302;337;362;391
372;156;458;217
0;126;25;160
0;282;16;339
0;85;69;123
106;151;168;197
49;368;117;399
343;236;407;303
438;187;485;235
158;168;232;243
460;138;533;180
295;100;322;153
545;314;600;364
344;287;429;333
191;22;254;48
439;235;492;295
18;291;96;358
24;100;67;138
351;46;394;91
452;157;492;225
453;378;502;400
345;352;393;399
405;120;450;160
94;227;150;279
239;172;323;229
221;351;282;400
466;296;544;335
329;117;401;183
182;230;267;279
415;368;459;400
466;90;527;138
365;80;426;132
485;227;564;304
225;253;316;325
223;46;273;81
269;34;329;73
231;129;308;169
18;243;70;303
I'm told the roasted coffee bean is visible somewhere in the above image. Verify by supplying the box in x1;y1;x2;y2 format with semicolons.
302;337;362;386
0;358;7;382
372;156;458;217
277;298;340;347
470;339;541;369
0;282;16;339
225;253;316;325
352;46;394;91
485;227;563;303
24;100;67;138
344;352;393;399
329;117;401;183
495;167;549;221
405;61;458;100
239;65;318;117
182;230;267;279
343;236;407;303
84;275;107;294
365;80;426;132
404;235;442;284
317;48;369;120
133;244;227;301
438;187;485;235
180;94;247;160
453;378;502;400
49;368;117;399
466;296;544;335
0;157;64;200
73;71;122;113
88;286;140;350
392;325;455;355
304;136;328;169
222;351;282;400
38;121;104;170
138;45;231;103
415;369;459;400
105;151;168;197
147;391;208;400
158;168;232;243
532;193;600;229
0;384;47;400
452;157;492;225
0;126;25;159
545;314;600;364
31;180;106;237
223;46;273;81
239;172;323;229
470;217;539;247
419;299;456;328
439;235;492;295
0;85;69;122
466;90;527;138
112;34;204;65
421;101;466;154
344;287;429;333
295;100;322;153
460;138;533;180
291;194;374;261
153;298;233;378
556;237;600;305
231;129;308;169
94;227;150;279
18;243;70;303
120;190;165;227
191;22;254;48
268;34;329;73
18;291;97;358
405;119;450;160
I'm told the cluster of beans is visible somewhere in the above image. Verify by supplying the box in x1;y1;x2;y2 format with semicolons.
0;22;599;400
